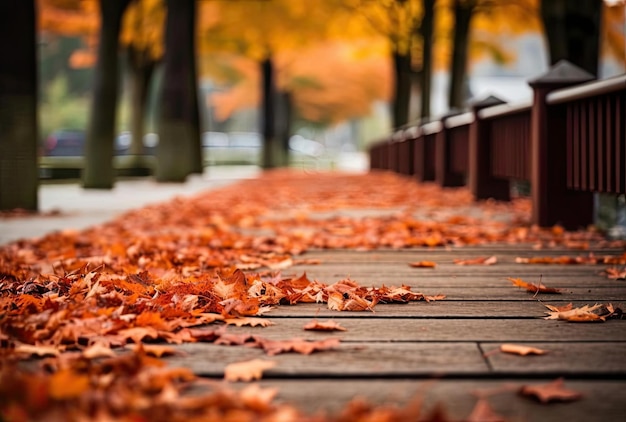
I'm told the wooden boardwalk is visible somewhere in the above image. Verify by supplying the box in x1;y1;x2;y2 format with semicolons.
167;244;626;420
3;171;625;420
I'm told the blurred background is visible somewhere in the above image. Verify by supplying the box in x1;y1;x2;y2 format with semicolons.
32;0;626;177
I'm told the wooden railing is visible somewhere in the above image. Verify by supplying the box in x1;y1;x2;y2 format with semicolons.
369;61;626;229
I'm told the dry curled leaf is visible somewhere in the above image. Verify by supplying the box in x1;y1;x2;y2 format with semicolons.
544;303;621;322
454;256;497;265
519;378;583;403
303;319;347;332
224;359;276;382
409;261;437;268
500;344;548;356
507;277;561;294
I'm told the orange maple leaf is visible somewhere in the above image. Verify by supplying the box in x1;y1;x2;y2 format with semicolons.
224;359;276;382
224;317;274;327
130;343;184;358
519;378;583;403
252;336;341;356
507;277;561;294
303;319;347;332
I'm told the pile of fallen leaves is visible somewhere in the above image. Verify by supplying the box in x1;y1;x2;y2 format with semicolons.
0;170;622;420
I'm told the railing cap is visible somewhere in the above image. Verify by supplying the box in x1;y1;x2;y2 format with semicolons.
421;120;443;135
547;74;626;104
528;60;595;87
469;94;506;111
444;111;474;128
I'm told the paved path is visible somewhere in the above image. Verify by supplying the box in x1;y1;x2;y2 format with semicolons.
0;166;260;245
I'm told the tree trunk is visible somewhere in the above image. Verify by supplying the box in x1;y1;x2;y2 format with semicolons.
419;0;435;118
128;49;154;155
0;0;38;211
156;0;201;182
127;47;156;172
83;0;131;189
391;50;412;128
276;90;293;167
448;0;474;110
540;0;601;76
261;56;278;169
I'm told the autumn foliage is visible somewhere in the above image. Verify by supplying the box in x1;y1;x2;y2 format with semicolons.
0;170;622;419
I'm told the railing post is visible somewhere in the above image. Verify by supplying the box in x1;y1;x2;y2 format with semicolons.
528;60;595;229
469;95;509;200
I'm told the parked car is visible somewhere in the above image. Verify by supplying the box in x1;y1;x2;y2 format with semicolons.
39;129;158;178
43;129;85;156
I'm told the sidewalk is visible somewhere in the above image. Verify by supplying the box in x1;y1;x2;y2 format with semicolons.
0;166;260;245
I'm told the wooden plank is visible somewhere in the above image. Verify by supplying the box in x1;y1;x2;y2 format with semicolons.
219;318;626;342
265;300;622;318
293;247;626;261
167;342;489;377
481;342;626;375
408;287;626;301
168;340;626;378
293;253;626;265
287;270;623;289
246;379;626;421
292;266;616;279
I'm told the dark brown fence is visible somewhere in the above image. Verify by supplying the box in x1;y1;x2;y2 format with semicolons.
547;77;626;194
369;60;626;229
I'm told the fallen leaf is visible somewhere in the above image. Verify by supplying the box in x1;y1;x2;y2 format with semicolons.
130;343;184;358
303;320;347;332
14;344;62;357
82;342;117;359
239;384;279;412
409;261;437;268
544;303;621;322
454;256;497;265
500;344;548;356
224;359;276;382
117;327;160;344
224;317;275;327
215;333;255;345
252;337;341;356
507;277;561;294
519;378;583;403
602;267;626;280
293;258;322;265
